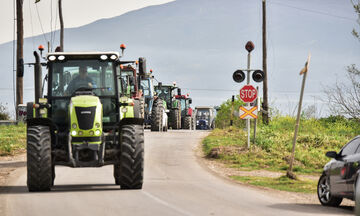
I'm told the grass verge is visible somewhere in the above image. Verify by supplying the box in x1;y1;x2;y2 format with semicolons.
230;175;317;193
0;124;26;156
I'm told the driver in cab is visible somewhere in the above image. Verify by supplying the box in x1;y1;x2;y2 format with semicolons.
66;66;97;95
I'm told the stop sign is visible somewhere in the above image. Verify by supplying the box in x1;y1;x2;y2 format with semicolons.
240;85;257;103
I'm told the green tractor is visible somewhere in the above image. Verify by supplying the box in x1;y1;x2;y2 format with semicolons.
26;47;144;191
155;82;181;129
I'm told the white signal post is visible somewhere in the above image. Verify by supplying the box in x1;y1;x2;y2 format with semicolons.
246;51;251;148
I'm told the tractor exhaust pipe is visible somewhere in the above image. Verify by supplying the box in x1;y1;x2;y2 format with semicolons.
33;51;42;116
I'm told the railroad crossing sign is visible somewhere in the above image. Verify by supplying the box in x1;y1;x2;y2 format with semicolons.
239;106;258;119
239;85;257;103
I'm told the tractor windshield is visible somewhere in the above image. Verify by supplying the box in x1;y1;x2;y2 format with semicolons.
121;70;135;96
140;79;151;97
180;99;186;110
196;109;210;121
51;60;115;97
155;86;172;103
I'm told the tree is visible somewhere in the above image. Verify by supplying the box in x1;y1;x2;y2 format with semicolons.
324;0;360;118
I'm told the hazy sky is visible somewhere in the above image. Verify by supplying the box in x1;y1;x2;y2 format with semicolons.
0;0;174;44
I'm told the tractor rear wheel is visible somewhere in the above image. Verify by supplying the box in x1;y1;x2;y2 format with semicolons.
183;116;192;129
171;102;181;129
114;125;144;189
151;99;164;131
27;125;53;192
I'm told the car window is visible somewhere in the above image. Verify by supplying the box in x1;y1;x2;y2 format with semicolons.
341;138;360;156
354;138;360;154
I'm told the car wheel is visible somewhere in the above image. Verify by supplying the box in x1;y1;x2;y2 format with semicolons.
317;174;342;207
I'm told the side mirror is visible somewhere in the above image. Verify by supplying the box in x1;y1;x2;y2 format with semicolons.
325;151;338;159
177;88;181;96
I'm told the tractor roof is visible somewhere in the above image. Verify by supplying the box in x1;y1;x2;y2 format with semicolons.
46;51;120;60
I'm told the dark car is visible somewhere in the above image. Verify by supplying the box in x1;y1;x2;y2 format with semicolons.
317;135;360;207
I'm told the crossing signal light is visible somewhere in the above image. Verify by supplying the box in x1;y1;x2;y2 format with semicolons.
233;70;245;83
252;70;265;82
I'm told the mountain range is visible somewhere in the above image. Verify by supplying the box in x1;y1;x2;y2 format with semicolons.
0;0;358;117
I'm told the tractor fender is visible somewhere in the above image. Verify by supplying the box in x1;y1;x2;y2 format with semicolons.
27;117;55;128
119;118;144;127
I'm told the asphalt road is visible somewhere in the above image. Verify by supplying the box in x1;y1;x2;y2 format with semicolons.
2;130;354;216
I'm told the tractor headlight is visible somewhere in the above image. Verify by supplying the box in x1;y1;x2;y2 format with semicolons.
48;55;56;61
71;130;77;136
110;55;117;60
58;55;65;61
121;107;128;113
95;130;101;136
72;123;77;129
100;55;108;60
95;123;100;128
89;130;94;136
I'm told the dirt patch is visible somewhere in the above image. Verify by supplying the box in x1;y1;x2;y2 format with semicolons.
0;153;26;187
195;143;354;207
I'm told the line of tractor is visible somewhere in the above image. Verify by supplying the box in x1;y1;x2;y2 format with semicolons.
23;44;216;192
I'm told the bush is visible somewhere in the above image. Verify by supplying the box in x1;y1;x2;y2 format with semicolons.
0;103;10;120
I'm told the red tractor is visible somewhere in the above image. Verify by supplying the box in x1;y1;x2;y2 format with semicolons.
175;92;194;130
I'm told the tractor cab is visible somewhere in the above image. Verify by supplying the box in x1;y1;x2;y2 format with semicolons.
48;52;121;128
155;83;178;109
120;63;141;99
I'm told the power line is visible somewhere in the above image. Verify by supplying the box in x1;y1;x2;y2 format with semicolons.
270;1;355;22
53;0;58;48
35;2;48;43
50;0;53;51
28;0;35;50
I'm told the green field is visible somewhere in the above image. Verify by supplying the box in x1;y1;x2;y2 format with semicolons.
0;124;26;156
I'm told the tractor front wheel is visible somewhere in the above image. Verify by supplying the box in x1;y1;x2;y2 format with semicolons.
27;125;53;192
114;125;144;189
183;116;192;129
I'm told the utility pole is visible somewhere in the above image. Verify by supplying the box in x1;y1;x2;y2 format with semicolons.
59;0;64;51
262;0;269;125
16;0;24;120
287;54;311;180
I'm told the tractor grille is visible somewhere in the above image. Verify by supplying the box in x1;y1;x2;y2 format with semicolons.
75;106;96;130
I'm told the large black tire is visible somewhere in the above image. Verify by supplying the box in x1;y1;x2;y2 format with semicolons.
114;125;144;189
170;102;181;129
27;125;53;192
317;174;343;207
151;99;164;132
183;116;192;129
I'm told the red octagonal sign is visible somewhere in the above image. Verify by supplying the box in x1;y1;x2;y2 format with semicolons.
240;85;257;103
